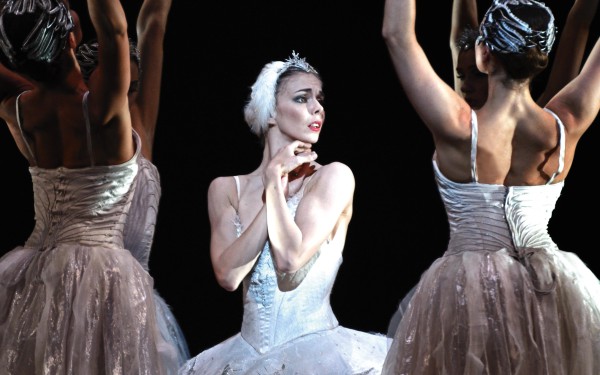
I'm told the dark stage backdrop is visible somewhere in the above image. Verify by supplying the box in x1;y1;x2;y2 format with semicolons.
1;1;598;358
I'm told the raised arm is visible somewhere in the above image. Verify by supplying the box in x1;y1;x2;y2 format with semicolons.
547;36;600;141
0;63;33;115
450;0;479;91
382;0;469;142
537;0;600;106
86;0;130;126
0;63;35;160
131;0;172;158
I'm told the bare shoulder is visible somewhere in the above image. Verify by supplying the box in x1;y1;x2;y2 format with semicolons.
0;95;16;121
0;86;32;120
208;175;237;199
308;162;355;217
315;161;355;184
308;162;355;200
207;175;240;217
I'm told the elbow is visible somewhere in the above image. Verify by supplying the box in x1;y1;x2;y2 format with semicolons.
381;26;393;42
274;263;295;274
219;282;239;293
272;243;318;273
381;24;400;44
114;24;129;40
99;13;128;37
382;28;403;50
274;250;321;292
214;270;241;292
137;18;167;41
273;256;303;274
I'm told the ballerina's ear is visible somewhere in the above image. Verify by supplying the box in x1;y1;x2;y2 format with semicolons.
475;42;492;74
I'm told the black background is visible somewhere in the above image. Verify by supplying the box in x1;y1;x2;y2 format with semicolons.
1;1;598;358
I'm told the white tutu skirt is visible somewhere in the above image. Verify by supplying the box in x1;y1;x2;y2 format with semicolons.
181;325;389;375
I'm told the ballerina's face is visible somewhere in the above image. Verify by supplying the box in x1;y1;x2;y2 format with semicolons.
272;72;325;144
456;48;488;110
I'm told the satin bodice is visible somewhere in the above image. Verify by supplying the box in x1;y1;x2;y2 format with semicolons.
236;190;341;354
382;110;600;375
122;156;161;270
439;108;564;256
435;160;563;257
24;133;141;251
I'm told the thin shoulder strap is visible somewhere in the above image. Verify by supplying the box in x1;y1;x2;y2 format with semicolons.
543;108;565;184
231;176;243;235
231;175;242;217
15;91;37;165
470;109;479;182
233;175;241;200
82;91;95;167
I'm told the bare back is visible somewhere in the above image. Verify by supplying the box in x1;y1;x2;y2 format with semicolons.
0;0;133;170
383;0;600;189
5;88;132;169
465;104;565;186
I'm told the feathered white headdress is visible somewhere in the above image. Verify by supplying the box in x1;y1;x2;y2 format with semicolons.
243;51;318;137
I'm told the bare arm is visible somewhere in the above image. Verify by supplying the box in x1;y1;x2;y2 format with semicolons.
547;37;600;140
271;162;353;274
450;0;479;91
0;64;36;163
86;0;130;126
0;63;33;117
210;140;325;291
263;141;338;275
382;0;470;142
267;161;352;273
208;177;269;291
131;0;172;158
537;0;600;106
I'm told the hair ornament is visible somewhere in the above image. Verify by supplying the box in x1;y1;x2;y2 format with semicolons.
0;0;74;67
280;51;318;75
479;0;556;55
76;41;98;81
76;38;140;82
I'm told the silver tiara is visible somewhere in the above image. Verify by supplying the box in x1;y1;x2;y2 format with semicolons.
278;51;318;75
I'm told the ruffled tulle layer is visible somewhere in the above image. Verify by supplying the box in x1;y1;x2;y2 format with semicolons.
154;291;190;368
0;245;179;375
384;247;600;375
180;326;389;375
